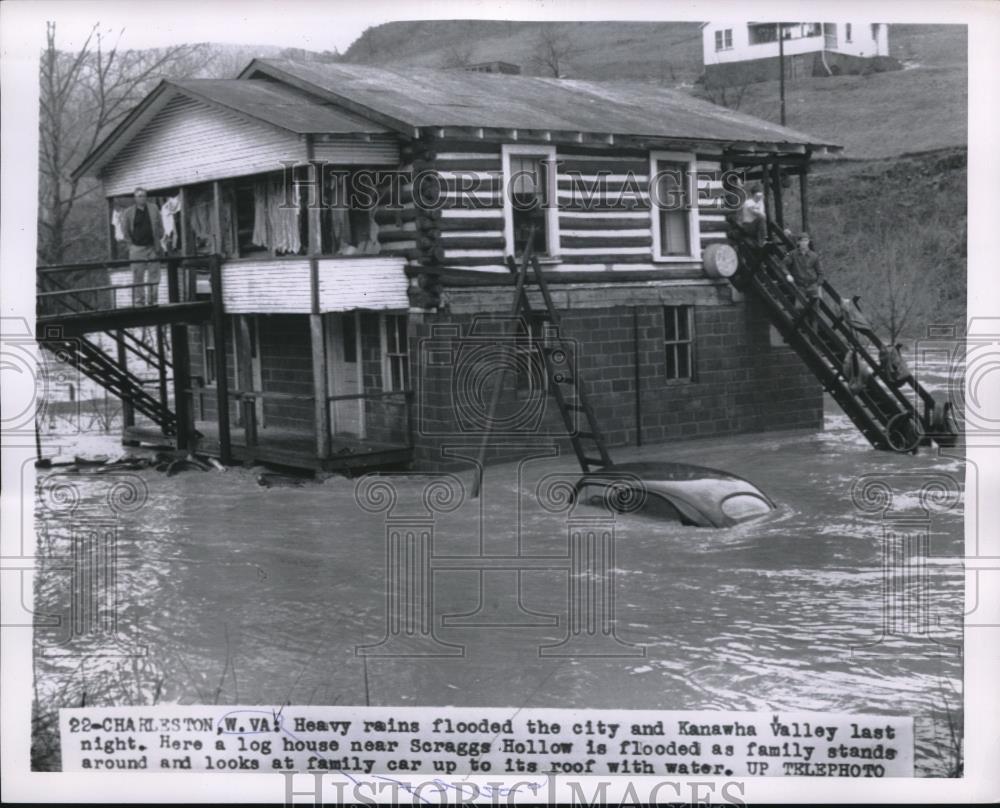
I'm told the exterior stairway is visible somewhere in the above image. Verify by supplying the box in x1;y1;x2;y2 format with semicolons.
37;255;215;441
728;224;957;452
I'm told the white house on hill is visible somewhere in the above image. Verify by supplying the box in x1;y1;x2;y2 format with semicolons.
701;21;894;85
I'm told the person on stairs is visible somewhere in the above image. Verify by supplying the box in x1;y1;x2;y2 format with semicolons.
783;232;824;332
736;183;769;247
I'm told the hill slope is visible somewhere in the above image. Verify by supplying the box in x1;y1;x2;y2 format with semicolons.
341;21;966;160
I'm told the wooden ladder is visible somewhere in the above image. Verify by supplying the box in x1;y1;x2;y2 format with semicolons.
470;236;613;498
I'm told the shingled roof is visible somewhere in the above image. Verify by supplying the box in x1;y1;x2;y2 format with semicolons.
241;58;841;151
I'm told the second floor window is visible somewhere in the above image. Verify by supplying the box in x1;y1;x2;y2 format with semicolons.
503;145;558;259
650;152;700;261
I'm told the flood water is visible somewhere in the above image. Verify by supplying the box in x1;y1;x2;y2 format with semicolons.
33;361;965;776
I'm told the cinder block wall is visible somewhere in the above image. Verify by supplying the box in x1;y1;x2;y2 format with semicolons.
408;299;822;471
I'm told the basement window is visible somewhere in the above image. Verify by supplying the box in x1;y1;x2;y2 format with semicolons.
664;306;694;381
502;144;559;260
650;152;700;261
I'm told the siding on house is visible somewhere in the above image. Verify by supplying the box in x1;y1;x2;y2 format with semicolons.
220;257;409;314
102;96;307;196
317;257;409;311
221;259;312;313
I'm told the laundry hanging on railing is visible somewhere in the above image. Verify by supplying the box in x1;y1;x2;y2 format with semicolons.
160;195;182;252
111;209;126;242
252;175;302;254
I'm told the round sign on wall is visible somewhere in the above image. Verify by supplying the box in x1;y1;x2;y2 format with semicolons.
702;242;739;279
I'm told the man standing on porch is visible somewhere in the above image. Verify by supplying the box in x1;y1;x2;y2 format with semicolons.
121;187;163;306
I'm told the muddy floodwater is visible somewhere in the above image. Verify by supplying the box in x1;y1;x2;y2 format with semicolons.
33;365;964;776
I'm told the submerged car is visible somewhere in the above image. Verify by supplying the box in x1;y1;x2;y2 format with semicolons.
573;461;775;528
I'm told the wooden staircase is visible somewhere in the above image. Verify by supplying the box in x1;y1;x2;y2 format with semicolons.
729;224;957;452
37;255;218;446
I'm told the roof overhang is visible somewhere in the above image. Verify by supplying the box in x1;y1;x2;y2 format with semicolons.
238;59;421;139
72;78;395;182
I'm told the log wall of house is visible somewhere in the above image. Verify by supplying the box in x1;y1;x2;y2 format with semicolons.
398;139;730;274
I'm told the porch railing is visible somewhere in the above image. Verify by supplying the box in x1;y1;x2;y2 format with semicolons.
211;388;414;457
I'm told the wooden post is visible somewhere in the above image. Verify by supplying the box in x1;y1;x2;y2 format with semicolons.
178;186;189;256
115;331;135;430
799;165;811;235
236;316;254;427
211;180;222;257
310;313;331;460
761;161;773;231
633;307;642;447
156;325;168;414
772;163;784;232
106;198;117;260
242;397;258;451
167;259;193;451
209;254;232;464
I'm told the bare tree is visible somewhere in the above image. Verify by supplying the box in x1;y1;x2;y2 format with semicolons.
697;70;753;111
37;22;209;263
531;26;576;78
442;43;475;69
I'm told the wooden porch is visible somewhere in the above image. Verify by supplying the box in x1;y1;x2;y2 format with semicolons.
124;420;413;473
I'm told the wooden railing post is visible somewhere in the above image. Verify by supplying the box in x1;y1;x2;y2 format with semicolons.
166;257;192;450
209;254;232;464
115;331;135;430
799;166;810;235
242;395;258;451
404;390;415;449
156;325;168;413
310;313;331;460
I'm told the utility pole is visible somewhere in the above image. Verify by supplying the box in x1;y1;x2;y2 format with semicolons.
778;22;787;126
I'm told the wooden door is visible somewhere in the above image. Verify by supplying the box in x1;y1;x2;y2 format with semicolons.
325;312;365;438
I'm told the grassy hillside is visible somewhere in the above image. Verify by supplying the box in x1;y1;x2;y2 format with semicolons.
342;21;966;160
732;62;966;158
344;21;705;82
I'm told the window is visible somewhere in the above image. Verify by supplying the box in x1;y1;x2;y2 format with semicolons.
748;22;822;44
650;152;700;261
748;23;777;45
845;23;852;42
714;28;733;51
502;144;559;259
382;314;409;392
664;306;694;381
202;324;216;386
